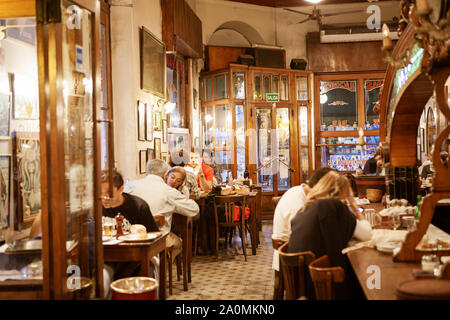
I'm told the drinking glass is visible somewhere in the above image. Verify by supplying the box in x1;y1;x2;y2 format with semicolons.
422;254;440;273
390;212;401;230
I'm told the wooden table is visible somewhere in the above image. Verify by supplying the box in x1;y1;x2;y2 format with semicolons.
103;232;167;300
347;247;420;300
172;213;193;291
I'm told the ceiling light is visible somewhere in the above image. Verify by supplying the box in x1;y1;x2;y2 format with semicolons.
305;0;323;4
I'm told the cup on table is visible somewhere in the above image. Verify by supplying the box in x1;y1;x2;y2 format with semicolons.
422;254;440;274
390;211;401;230
104;222;114;236
402;216;416;232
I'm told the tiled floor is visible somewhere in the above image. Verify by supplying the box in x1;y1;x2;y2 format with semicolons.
168;221;274;300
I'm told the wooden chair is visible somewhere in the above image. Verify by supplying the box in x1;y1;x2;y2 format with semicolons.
153;215;181;296
278;241;316;300
213;195;247;261
272;196;281;211
272;239;286;300
308;255;345;300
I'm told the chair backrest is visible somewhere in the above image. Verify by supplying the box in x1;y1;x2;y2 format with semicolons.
272;196;281;211
308;255;345;300
272;239;285;250
278;241;316;300
213;195;246;224
154;215;165;229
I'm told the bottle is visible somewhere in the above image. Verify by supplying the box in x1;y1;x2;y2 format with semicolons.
115;212;124;239
244;167;250;179
415;195;422;220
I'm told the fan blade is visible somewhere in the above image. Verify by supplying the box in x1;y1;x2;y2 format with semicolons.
322;10;365;17
284;8;310;16
295;18;312;25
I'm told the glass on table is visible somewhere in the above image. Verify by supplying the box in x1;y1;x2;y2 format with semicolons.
390;211;401;230
421;254;440;274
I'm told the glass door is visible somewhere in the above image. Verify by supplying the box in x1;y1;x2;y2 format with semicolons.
255;106;292;194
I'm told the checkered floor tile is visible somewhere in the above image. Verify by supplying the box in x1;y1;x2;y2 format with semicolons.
167;222;274;300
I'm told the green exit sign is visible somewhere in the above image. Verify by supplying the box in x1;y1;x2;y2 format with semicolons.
266;93;279;102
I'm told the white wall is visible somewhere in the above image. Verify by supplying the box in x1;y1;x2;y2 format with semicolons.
111;0;166;181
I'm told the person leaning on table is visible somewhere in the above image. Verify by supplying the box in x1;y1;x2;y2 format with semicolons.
124;159;200;262
288;171;372;300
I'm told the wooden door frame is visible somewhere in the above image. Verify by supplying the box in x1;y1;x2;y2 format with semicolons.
313;71;385;170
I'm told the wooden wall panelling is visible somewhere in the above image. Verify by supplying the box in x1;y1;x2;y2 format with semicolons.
306;32;391;73
161;0;175;52
206;47;247;72
0;0;35;18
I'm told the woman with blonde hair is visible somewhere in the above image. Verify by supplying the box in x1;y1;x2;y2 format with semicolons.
288;170;371;299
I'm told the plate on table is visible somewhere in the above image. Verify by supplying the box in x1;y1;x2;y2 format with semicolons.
119;232;162;242
376;241;402;254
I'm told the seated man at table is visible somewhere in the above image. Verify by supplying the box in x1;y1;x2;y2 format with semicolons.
185;152;213;193
169;148;202;200
101;169;159;233
124;159;199;261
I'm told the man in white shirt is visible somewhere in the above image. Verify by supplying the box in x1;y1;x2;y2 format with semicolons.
124;159;199;259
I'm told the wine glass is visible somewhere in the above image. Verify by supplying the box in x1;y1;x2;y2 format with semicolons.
390;212;401;230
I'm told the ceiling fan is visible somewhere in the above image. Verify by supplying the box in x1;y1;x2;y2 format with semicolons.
284;6;365;26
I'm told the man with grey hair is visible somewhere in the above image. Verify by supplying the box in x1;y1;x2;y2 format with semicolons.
124;159;199;265
125;159;199;231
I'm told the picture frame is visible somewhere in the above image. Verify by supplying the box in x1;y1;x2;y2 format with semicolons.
0;92;11;137
146;103;153;141
140;27;166;98
147;148;155;161
13;132;41;227
0;155;11;229
167;127;190;154
137;100;146;141
139;150;147;175
162;119;168;143
161;152;169;164
154;111;162;131
154;138;162;160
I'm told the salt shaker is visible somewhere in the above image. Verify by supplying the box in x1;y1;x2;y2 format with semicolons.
115;212;124;239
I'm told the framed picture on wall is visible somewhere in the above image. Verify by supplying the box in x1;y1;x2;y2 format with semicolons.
139;150;147;175
162;119;168;143
12;73;39;120
140;27;166;98
0;155;11;229
13;132;41;226
154;111;162;131
0;92;11;137
154;138;161;160
161;152;169;164
137;100;146;141
147;148;155;161
146;103;153;141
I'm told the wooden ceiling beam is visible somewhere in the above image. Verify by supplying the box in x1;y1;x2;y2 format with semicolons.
226;0;393;7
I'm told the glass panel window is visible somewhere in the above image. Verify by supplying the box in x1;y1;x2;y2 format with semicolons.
320;80;358;131
299;106;308;145
364;79;383;130
300;147;310;183
281;75;289;101
202;106;213;149
237;148;245;179
263;74;271;98
364;136;380;145
320;137;375;171
233;72;245;99
277;108;290;191
271;75;280;95
205;77;212;101
256;108;273;192
215;150;232;182
214;73;228;100
214;104;232;147
167;54;184;128
61;0;95;297
254;73;262;100
0;17;42;272
236;104;245;179
296;76;308;101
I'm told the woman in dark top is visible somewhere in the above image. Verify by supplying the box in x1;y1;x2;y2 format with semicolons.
288;171;361;299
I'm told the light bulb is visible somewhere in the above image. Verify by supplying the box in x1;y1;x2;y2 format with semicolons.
320;94;328;104
382;24;390;38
